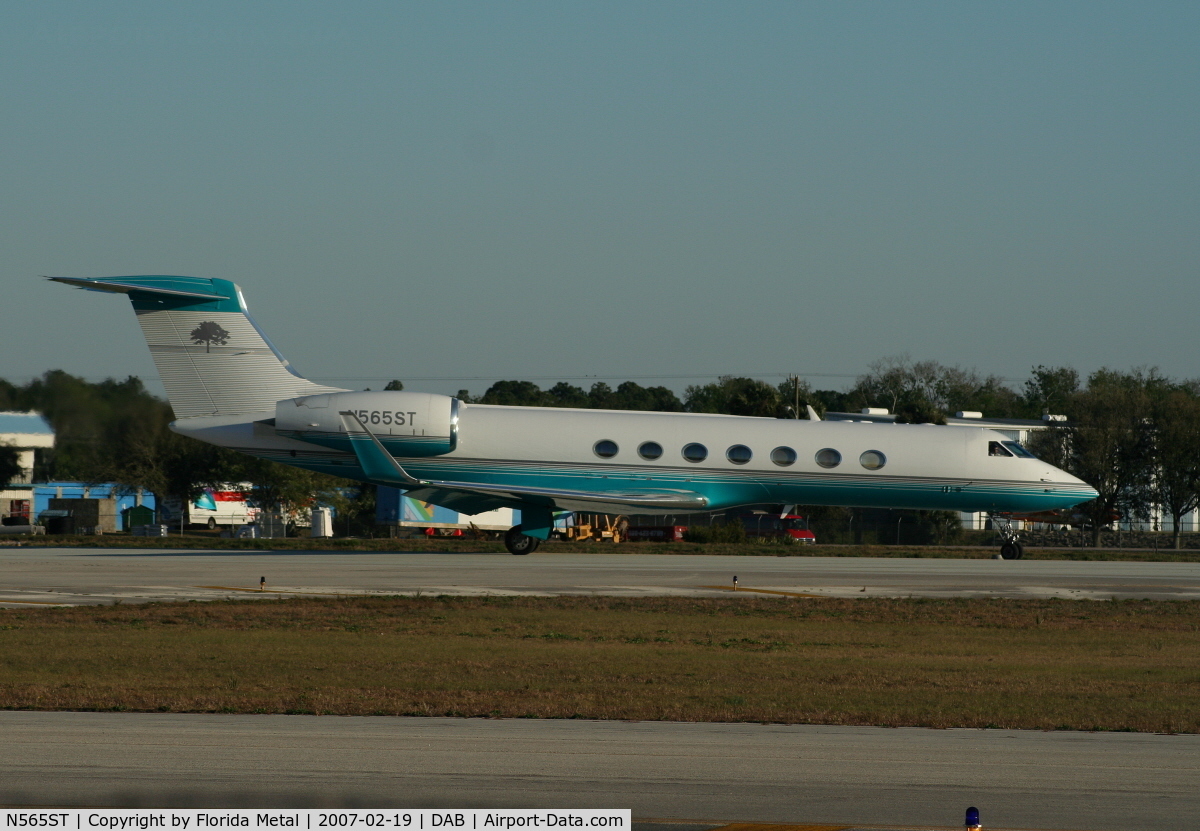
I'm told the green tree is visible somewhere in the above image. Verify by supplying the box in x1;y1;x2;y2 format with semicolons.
0;369;246;513
317;483;378;537
1032;369;1158;546
1024;365;1079;417
611;382;683;412
546;382;590;408
471;379;684;412
590;381;683;411
685;376;783;417
807;389;856;416
478;380;548;406
852;355;938;414
234;456;352;532
853;355;1024;421
14;371;171;482
124;429;240;521
384;380;404;391
0;378;20;410
892;402;946;425
586;382;616;408
775;377;816;418
945;373;1026;418
1150;388;1200;548
0;444;22;490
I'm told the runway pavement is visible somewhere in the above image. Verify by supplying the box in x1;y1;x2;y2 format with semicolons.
2;547;1200;606
1;711;1196;830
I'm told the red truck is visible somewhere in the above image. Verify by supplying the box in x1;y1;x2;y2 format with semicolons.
739;512;817;544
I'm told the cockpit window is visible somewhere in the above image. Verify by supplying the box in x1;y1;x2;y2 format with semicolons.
1003;441;1037;459
988;441;1014;457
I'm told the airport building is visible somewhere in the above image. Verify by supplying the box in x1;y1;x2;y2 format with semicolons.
2;412;158;533
32;482;156;534
0;411;54;526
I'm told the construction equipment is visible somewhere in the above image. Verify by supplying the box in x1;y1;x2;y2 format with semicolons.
556;513;629;543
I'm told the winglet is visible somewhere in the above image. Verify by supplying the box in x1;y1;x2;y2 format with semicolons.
806;405;822;421
339;411;425;487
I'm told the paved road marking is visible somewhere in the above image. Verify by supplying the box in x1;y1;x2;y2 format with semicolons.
709;824;852;831
699;585;826;598
0;599;71;606
195;585;372;596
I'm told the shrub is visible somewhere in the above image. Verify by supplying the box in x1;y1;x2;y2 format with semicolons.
683;521;747;545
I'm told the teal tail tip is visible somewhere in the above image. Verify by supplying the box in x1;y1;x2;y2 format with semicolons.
47;275;232;302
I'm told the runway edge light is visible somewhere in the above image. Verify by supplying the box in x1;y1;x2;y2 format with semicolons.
965;806;980;829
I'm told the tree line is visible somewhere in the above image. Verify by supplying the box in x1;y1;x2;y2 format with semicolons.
5;359;1200;546
452;358;1076;421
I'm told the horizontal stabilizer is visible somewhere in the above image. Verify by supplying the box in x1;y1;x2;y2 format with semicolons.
48;276;227;301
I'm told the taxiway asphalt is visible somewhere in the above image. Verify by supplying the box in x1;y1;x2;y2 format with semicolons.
1;547;1199;606
1;711;1196;831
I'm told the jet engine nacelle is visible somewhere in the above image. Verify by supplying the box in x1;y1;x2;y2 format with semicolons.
275;391;459;457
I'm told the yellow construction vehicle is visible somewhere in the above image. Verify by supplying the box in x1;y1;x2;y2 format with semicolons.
556;513;628;542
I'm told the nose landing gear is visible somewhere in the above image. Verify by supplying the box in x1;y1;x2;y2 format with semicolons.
992;516;1024;559
504;525;540;555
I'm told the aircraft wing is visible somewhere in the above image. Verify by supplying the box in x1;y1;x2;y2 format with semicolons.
339;412;708;514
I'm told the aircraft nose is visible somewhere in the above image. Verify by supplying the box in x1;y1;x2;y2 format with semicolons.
1047;469;1097;500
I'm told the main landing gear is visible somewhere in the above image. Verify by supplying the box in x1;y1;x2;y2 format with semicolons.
992;515;1024;560
504;525;540;555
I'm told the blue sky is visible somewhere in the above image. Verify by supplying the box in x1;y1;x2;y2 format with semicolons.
3;1;1198;399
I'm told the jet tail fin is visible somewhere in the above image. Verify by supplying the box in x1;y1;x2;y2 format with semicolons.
49;275;344;419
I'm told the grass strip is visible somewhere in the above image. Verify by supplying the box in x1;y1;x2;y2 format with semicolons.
1;596;1197;733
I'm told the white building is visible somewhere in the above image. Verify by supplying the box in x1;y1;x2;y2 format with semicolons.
0;411;54;524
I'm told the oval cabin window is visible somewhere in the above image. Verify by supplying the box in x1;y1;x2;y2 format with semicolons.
771;446;797;466
682;443;708;463
594;440;619;459
859;450;886;470
638;441;663;460
815;448;841;468
726;445;752;465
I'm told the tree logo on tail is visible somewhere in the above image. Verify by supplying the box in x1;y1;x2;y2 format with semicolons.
190;321;231;352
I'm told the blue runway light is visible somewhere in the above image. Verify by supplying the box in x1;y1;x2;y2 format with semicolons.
965;806;980;828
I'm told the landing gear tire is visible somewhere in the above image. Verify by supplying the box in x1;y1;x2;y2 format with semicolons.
207;518;216;530
1000;541;1024;560
992;515;1024;560
505;526;540;555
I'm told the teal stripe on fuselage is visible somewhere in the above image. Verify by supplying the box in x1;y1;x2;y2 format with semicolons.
277;430;455;458
242;447;1092;515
